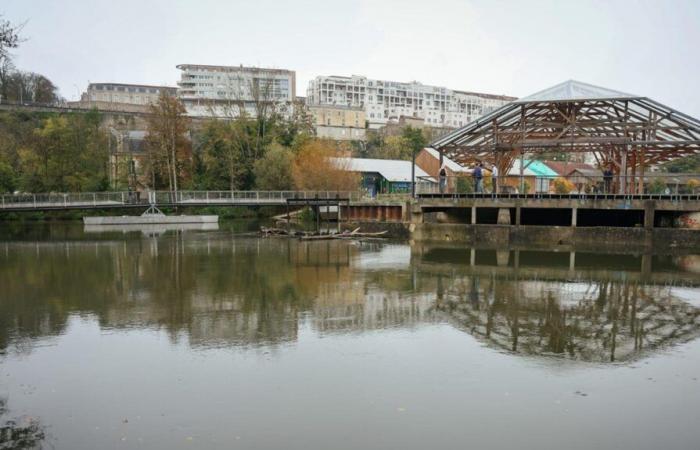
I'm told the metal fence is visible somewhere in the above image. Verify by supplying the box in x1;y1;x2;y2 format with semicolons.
418;173;700;197
0;190;363;210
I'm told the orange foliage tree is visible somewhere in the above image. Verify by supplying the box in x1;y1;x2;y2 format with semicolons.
292;139;359;191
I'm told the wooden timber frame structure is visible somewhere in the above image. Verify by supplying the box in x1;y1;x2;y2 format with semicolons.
429;80;700;194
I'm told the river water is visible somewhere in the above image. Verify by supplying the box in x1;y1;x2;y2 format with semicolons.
1;222;700;450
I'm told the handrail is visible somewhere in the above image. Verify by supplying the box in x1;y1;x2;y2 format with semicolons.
0;190;364;210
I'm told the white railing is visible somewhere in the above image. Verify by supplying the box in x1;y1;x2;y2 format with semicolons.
0;191;363;210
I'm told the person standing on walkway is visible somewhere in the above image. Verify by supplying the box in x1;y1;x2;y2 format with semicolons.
491;164;499;195
439;164;447;194
603;166;613;193
473;163;483;193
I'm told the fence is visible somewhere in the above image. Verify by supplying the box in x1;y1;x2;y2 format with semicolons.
0;190;363;210
418;173;700;196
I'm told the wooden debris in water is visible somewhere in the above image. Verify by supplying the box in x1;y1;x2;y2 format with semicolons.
259;226;388;241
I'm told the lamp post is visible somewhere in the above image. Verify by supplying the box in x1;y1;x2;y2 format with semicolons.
411;147;416;198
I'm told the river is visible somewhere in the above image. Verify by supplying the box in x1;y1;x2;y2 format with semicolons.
1;222;699;450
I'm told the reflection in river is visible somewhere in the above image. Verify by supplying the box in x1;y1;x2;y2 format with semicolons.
2;234;699;361
1;224;700;449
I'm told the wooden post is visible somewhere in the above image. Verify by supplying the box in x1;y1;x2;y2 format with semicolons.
315;204;320;233
619;150;627;195
286;203;290;233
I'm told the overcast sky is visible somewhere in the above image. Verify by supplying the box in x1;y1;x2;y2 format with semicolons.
3;0;699;115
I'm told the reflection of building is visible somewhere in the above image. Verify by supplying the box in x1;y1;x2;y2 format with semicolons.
68;83;177;113
177;64;296;117
308;104;366;141
306;74;515;129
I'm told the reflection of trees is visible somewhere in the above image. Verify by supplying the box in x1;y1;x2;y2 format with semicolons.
434;275;700;362
0;397;46;449
3;233;700;362
0;236;367;352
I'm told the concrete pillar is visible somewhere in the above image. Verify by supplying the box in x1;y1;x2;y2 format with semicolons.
496;250;509;267
470;248;476;266
641;254;652;275
497;208;511;225
569;251;576;271
515;206;521;226
571;207;578;227
471;206;477;224
644;201;655;230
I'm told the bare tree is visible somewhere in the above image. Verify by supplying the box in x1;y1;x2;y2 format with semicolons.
0;15;22;64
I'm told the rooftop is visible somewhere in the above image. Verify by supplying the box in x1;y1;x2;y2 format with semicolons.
89;83;176;90
176;64;294;74
331;157;433;183
515;80;637;103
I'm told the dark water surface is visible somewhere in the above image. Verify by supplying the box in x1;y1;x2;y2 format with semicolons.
1;222;700;450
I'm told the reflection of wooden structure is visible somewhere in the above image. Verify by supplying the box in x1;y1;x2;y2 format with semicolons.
430;80;700;194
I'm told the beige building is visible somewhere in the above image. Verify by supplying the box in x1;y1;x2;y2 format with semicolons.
309;104;366;141
68;83;177;113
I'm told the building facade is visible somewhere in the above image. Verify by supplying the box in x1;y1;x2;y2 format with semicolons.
176;64;296;117
68;83;177;113
308;105;366;141
306;75;515;129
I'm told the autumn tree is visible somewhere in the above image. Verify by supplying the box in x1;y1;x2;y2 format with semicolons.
292;139;359;191
145;92;191;192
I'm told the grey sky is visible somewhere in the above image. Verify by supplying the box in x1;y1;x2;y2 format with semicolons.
3;0;699;116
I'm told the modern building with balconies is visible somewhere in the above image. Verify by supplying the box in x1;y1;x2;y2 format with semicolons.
306;75;515;130
176;64;296;117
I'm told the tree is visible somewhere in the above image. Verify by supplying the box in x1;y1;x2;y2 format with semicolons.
145;92;191;192
0;16;21;65
1;70;60;104
275;100;315;149
19;111;108;192
292;139;359;191
254;143;294;190
402;126;427;157
379;135;412;160
197;116;267;190
661;154;700;173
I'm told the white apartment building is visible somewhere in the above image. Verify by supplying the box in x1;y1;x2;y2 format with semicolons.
176;64;296;117
306;75;516;129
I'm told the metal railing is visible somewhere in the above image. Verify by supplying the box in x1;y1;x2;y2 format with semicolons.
0;190;363;210
418;173;700;199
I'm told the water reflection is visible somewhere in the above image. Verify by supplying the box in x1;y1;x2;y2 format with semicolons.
1;229;700;364
83;221;220;236
0;397;46;449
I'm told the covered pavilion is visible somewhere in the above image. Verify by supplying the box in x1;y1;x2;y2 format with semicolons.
429;80;700;194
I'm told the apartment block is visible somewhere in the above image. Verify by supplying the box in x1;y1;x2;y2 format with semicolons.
176;64;296;117
306;75;515;129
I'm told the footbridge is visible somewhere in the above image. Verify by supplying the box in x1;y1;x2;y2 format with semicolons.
0;191;358;212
